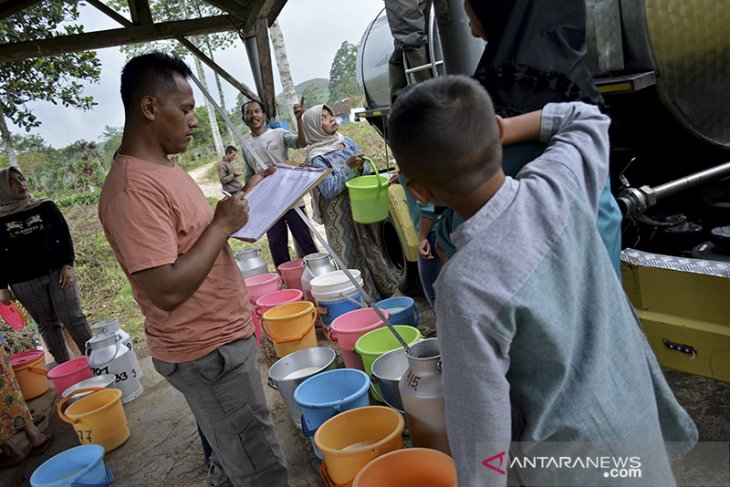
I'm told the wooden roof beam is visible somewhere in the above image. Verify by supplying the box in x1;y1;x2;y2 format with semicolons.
128;0;153;25
243;0;278;32
0;0;42;21
0;15;239;63
86;0;260;102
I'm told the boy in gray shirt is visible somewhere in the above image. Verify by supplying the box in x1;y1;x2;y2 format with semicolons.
389;76;697;486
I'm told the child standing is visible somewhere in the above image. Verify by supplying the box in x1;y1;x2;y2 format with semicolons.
389;76;697;486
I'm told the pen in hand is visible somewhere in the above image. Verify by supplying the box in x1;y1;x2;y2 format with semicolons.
221;190;232;198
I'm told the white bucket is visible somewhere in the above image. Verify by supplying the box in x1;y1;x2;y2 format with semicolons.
311;270;363;302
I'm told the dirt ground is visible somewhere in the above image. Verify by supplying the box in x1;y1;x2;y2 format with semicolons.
3;166;729;486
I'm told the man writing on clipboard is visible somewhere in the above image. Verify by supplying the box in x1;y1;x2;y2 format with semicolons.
98;52;288;486
241;97;318;268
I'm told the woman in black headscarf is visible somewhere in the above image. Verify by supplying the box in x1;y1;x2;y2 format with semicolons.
466;0;603;116
434;1;622;277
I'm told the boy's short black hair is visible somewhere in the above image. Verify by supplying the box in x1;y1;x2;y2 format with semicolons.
242;100;266;117
120;52;192;114
389;75;502;194
225;145;237;155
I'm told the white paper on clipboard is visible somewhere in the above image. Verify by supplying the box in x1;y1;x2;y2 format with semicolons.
230;164;331;242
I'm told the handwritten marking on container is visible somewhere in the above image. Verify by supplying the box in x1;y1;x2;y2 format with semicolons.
404;371;421;391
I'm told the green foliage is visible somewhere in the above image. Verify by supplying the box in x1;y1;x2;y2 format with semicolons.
0;2;101;130
328;42;360;106
56;190;101;209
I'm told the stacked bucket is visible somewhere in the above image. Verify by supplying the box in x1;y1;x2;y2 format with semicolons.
246;250;455;486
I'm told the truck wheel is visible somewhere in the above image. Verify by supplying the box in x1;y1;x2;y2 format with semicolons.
379;215;421;296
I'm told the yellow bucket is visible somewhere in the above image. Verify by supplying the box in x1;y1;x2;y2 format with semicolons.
263;301;319;357
263;301;318;341
314;406;404;486
9;350;49;400
57;387;130;453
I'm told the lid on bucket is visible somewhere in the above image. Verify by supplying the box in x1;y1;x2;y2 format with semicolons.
48;357;89;379
0;302;26;330
310;270;362;299
9;350;44;368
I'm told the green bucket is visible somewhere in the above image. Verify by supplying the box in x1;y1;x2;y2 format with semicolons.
354;325;422;378
345;157;389;224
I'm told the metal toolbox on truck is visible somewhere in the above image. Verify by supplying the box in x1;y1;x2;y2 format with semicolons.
622;249;730;383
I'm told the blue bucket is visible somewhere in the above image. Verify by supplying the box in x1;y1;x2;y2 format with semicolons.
374;296;419;327
315;293;363;338
31;444;113;487
294;368;371;458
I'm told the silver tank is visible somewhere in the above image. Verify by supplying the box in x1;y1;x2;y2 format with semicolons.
91;318;141;379
357;0;730;150
235;248;269;279
86;332;144;404
399;338;450;454
300;252;336;303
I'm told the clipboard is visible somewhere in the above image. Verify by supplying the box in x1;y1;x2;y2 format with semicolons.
231;164;332;242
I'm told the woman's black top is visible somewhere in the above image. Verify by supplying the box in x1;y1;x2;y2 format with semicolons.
0;201;74;288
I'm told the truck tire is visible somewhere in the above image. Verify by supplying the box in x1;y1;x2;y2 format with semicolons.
378;215;421;296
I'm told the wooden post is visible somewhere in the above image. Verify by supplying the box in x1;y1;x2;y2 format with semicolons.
255;17;277;120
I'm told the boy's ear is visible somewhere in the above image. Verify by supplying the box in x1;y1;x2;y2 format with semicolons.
406;180;434;205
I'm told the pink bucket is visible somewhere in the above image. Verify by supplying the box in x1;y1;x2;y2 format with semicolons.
278;259;305;291
245;273;283;303
245;273;282;347
47;357;93;397
256;289;304;320
330;308;390;369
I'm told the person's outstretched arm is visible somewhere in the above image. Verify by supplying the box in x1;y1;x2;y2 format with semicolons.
497;111;542;146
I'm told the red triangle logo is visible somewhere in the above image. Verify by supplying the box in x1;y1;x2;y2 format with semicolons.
482;451;507;475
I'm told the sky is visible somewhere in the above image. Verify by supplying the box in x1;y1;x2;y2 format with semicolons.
8;0;386;148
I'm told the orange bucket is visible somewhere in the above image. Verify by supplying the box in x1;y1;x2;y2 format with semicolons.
353;448;457;486
9;350;49;400
57;387;130;453
314;406;404;486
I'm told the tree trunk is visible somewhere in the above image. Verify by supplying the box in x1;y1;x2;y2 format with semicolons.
204;37;236;146
270;20;298;130
194;56;225;160
179;0;224;159
0;112;19;167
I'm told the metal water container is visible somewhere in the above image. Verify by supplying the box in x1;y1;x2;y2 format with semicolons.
91;318;141;379
301;252;336;302
399;338;450;454
86;332;144;404
235;248;269;279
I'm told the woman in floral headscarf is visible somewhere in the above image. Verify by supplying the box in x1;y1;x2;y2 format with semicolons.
301;105;398;301
0;167;91;364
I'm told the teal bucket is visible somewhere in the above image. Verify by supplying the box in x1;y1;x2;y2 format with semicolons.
294;368;371;458
30;444;113;487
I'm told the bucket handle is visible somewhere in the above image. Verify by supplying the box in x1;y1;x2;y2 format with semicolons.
28;365;48;376
72;465;114;487
369;375;405;414
263;312;317;343
86;335;123;363
356;157;386;191
57;387;107;424
267;377;278;390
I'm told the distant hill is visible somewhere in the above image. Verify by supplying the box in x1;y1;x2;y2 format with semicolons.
276;78;330;120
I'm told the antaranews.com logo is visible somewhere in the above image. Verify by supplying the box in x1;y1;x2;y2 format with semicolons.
482;451;642;479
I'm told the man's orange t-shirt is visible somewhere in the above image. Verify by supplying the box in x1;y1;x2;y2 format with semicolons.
98;155;253;363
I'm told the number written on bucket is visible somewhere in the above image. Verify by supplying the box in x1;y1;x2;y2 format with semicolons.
93;366;137;383
77;430;93;443
404;370;421;391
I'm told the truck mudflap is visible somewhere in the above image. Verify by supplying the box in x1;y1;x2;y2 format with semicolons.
621;249;730;383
